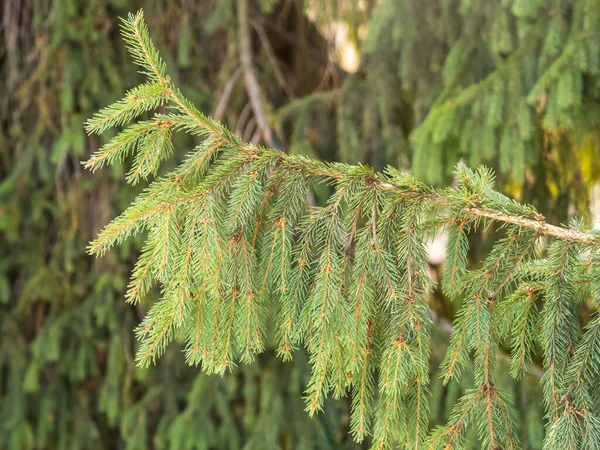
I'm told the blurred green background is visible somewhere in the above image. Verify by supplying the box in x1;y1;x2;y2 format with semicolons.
2;0;600;449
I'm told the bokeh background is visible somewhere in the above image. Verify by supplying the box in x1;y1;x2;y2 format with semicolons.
2;1;600;448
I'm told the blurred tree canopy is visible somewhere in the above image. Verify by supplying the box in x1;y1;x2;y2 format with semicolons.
1;1;599;449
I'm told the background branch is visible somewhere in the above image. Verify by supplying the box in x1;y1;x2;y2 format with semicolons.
237;0;283;152
212;67;242;122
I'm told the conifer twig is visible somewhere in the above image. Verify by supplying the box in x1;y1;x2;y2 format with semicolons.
85;12;600;448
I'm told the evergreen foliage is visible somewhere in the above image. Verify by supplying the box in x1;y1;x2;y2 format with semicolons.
2;3;362;449
307;0;600;224
87;12;600;449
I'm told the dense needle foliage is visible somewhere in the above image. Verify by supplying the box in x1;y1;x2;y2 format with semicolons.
86;12;600;449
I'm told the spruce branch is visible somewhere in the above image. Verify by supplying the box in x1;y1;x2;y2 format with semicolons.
86;11;600;449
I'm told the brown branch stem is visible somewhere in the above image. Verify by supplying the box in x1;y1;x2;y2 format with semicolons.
237;0;282;152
